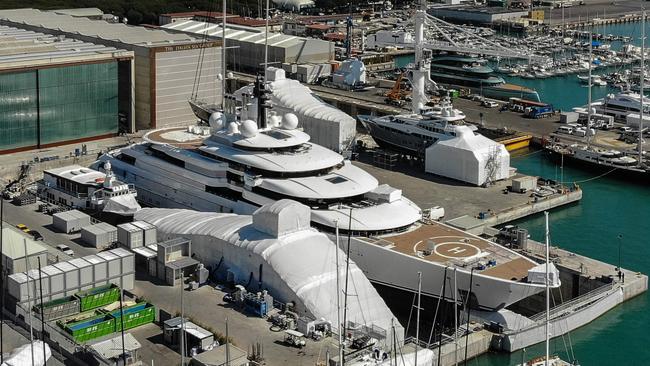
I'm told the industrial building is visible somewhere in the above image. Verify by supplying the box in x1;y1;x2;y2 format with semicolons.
162;20;333;73
134;200;404;344
0;25;134;154
429;6;530;24
0;9;222;131
1;227;49;274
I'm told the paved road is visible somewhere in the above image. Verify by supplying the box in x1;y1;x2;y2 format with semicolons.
2;200;98;262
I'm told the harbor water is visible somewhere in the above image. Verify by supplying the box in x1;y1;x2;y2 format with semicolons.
477;149;650;365
503;20;650;111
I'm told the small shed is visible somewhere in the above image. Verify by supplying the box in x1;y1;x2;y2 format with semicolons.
89;332;141;366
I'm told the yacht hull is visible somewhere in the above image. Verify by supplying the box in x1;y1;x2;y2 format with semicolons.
346;236;545;311
358;115;427;156
543;148;649;180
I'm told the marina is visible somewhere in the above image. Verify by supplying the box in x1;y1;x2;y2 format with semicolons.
0;2;648;366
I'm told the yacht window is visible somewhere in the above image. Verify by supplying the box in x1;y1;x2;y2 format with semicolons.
326;176;347;184
261;130;292;140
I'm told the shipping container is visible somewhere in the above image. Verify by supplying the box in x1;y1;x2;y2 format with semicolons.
34;296;80;321
69;258;93;286
131;221;157;246
61;314;115;343
110;248;135;275
85;255;107;282
7;273;30;302
96;251;121;278
75;284;120;312
117;223;143;249
81;223;118;248
52;261;79;296
52;210;90;233
41;265;65;298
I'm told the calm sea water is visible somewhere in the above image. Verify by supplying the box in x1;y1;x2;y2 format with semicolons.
503;20;650;111
476;150;650;365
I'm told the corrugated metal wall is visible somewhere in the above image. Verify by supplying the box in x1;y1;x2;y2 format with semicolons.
0;61;118;152
154;47;221;128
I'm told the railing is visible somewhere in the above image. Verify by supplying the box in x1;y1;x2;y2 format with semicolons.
527;283;615;323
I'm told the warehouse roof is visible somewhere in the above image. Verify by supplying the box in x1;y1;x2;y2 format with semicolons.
0;25;131;70
0;9;202;47
1;228;49;259
162;20;327;50
49;8;104;18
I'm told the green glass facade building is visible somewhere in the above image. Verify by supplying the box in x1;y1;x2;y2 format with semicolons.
0;61;118;153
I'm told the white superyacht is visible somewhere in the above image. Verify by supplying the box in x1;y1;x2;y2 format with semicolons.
95;71;554;311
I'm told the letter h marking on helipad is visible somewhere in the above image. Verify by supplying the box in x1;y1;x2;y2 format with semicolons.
447;247;466;255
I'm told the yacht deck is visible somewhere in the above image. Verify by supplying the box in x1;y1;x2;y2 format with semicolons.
369;222;535;281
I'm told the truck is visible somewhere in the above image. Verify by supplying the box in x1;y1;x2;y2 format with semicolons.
525;105;554;119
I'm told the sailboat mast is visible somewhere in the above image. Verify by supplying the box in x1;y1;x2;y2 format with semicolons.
264;0;269;69
415;271;422;366
639;10;645;165
454;268;459;366
587;28;593;147
221;0;227;107
335;221;343;365
544;212;550;366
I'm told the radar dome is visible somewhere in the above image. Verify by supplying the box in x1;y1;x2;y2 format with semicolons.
208;112;224;130
282;113;299;130
227;122;239;134
240;119;258;138
269;114;282;127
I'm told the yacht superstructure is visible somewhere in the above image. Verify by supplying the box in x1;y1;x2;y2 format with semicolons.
96;72;549;310
590;91;650;120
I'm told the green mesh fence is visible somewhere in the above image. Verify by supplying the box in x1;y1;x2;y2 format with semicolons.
0;62;118;151
0;71;38;150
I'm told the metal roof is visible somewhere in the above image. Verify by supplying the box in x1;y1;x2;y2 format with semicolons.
90;333;140;360
49;8;104;18
0;25;131;69
1;227;49;259
162;20;322;49
0;9;201;47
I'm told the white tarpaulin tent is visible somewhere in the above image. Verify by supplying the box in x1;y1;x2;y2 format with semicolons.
102;195;141;216
135;200;403;344
2;341;51;366
235;67;356;152
425;126;510;186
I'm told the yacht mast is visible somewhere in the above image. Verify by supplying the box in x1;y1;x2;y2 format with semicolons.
412;0;427;114
221;0;227;107
453;268;458;366
544;211;550;366
415;271;422;366
587;29;593;147
639;10;645;166
335;221;343;365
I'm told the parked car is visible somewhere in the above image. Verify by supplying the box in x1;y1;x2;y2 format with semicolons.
619;126;632;133
556;126;574;135
15;224;30;232
471;94;485;102
29;230;43;241
482;100;499;108
56;244;74;257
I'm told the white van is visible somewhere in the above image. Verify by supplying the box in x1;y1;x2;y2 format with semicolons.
556;126;573;135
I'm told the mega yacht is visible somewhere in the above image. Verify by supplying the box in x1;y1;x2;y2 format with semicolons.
430;54;541;102
357;112;474;157
95;72;552;310
590;91;650;120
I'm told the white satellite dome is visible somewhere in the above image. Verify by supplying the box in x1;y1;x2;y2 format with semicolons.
269;114;282;127
227;122;240;134
282;113;299;130
240;119;258;138
208;112;224;130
